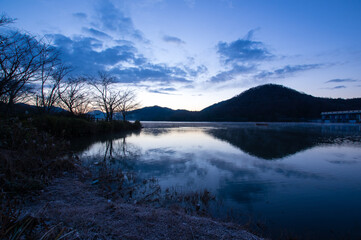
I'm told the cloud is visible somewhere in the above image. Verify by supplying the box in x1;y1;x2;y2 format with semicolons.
325;78;358;83
254;64;322;80
163;35;185;44
159;87;177;91
217;30;272;65
110;64;191;84
148;87;178;94
73;12;87;20
82;27;112;39
96;0;146;41
209;65;254;83
48;31;199;86
185;65;207;77
321;85;347;90
331;85;346;89
48;34;145;75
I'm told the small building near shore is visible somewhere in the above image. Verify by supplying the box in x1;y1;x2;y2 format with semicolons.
321;110;361;123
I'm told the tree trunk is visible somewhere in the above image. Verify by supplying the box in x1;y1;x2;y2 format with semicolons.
122;111;126;122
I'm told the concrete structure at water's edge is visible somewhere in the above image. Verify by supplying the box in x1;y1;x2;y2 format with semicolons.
321;110;361;123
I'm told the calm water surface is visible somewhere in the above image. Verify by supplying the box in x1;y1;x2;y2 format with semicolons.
74;122;361;239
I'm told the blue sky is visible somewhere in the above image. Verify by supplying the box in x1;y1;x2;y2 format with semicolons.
1;0;361;110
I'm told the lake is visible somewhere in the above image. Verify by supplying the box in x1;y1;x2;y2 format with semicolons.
73;122;361;239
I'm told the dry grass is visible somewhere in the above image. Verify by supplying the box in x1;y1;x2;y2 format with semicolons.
0;118;78;194
0;193;77;240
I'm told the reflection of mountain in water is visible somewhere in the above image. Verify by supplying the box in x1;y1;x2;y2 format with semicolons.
206;127;324;160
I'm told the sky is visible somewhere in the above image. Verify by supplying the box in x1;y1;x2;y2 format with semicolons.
1;0;361;110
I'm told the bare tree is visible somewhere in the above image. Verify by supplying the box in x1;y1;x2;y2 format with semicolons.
90;72;123;122
0;14;15;27
117;89;140;121
35;43;71;112
0;32;44;107
58;77;89;115
0;83;34;104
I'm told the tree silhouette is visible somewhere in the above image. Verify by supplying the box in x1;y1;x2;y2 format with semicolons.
35;43;71;112
90;72;123;122
58;76;90;115
118;89;139;121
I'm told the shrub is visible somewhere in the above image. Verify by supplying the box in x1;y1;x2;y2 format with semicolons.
0;119;76;194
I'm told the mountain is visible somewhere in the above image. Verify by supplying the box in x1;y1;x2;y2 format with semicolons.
128;84;361;122
206;127;322;159
87;110;106;120
0;102;66;114
127;106;197;121
199;84;361;121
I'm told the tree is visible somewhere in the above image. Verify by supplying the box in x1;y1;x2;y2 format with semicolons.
58;77;89;115
34;42;71;112
117;89;139;121
0;32;45;107
90;72;123;122
0;83;34;104
0;14;15;27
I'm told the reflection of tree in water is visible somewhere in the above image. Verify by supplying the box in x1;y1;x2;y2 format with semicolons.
101;136;141;170
206;127;323;160
71;131;142;173
71;130;140;156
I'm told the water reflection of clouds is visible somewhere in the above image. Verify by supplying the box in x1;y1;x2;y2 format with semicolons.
76;123;361;239
327;160;359;165
253;162;324;180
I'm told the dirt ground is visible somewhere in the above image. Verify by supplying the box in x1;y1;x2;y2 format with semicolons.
24;171;263;240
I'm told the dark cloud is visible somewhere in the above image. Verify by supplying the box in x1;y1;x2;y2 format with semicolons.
148;87;178;95
321;85;347;90
48;32;196;86
73;12;87;20
185;65;208;77
183;84;195;89
48;34;145;75
96;0;146;42
163;35;185;44
255;64;322;80
217;30;272;65
159;87;177;91
210;30;273;84
82;27;111;39
110;65;191;84
209;65;254;83
325;78;358;83
331;85;346;89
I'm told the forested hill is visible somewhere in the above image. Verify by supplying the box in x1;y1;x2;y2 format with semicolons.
200;84;361;121
128;84;361;122
127;106;198;121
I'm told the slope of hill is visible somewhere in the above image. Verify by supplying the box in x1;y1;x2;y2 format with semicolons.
127;106;197;121
199;84;361;121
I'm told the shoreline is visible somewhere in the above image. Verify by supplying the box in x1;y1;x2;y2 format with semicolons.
23;170;263;240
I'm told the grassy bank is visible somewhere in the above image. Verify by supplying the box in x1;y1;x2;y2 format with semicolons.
0;113;142;194
0;113;142;239
27;114;141;138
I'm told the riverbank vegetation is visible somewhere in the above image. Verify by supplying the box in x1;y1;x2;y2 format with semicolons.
0;114;141;239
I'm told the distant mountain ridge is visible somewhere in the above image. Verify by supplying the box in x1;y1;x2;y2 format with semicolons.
127;106;198;121
128;84;361;122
